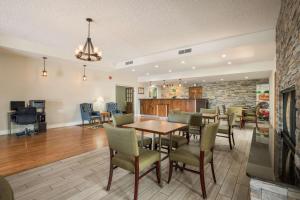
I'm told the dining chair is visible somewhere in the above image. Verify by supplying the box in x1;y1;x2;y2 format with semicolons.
188;113;204;141
155;111;190;152
200;108;218;123
104;124;160;200
218;105;228;120
112;114;152;149
217;113;236;149
227;107;243;128
167;122;219;199
0;176;14;200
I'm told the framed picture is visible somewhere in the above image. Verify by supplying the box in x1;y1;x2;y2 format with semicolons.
138;87;144;94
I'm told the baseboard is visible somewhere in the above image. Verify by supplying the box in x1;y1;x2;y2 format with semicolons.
0;121;82;136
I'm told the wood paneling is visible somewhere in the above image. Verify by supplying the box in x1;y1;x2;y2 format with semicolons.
189;87;202;99
140;99;196;115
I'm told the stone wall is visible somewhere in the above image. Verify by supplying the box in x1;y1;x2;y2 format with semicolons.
161;79;268;108
275;0;300;172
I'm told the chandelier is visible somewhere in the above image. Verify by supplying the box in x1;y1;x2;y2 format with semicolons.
75;18;102;61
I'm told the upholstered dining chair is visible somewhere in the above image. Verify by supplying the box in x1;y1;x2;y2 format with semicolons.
104;124;160;200
200;108;218;123
0;176;14;200
155;111;190;152
167;122;219;199
217;113;236;149
227;107;243;128
188;113;203;141
112;114;153;149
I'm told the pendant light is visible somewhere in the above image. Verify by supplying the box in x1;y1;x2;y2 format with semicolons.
178;79;182;87
75;18;102;61
82;65;87;81
42;57;47;77
163;80;166;88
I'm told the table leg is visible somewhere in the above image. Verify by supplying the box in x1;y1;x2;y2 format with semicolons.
152;133;156;150
141;131;144;147
158;134;162;187
169;131;173;154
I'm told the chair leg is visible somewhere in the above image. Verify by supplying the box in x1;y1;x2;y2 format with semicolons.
156;161;161;184
231;131;235;146
200;153;207;199
134;157;139;200
168;161;173;183
106;158;113;191
228;132;233;150
210;161;216;183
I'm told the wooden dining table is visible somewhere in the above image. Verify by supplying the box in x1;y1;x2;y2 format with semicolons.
123;119;188;185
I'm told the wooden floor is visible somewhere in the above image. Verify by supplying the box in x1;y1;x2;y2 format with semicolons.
0;125;108;176
5;125;253;200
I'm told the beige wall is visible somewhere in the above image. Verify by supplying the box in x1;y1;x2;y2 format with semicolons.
0;50;139;134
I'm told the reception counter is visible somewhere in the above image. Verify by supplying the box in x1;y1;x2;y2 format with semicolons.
139;98;208;116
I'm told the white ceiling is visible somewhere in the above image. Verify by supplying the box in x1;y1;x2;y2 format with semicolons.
0;0;280;82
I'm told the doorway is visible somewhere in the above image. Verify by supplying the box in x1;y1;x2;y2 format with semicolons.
116;85;134;114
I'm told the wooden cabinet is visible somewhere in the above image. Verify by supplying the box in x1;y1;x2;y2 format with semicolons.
140;99;208;116
189;87;202;99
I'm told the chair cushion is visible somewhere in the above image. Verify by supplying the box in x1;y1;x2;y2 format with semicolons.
218;125;229;134
170;144;212;166
0;176;14;200
112;148;160;172
137;136;152;147
155;135;188;148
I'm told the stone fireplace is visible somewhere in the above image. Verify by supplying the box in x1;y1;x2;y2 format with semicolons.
275;0;300;185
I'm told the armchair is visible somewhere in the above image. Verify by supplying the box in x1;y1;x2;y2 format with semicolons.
106;102;122;116
80;103;101;125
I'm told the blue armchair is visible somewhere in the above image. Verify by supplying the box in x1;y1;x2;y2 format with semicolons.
80;103;101;125
106;102;122;116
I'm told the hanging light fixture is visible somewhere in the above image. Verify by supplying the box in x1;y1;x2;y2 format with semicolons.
82;65;87;81
163;80;166;88
41;57;48;77
178;79;182;87
75;18;102;61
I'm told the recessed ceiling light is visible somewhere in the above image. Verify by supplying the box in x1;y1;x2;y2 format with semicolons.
146;72;150;76
227;61;232;65
193;83;197;87
168;69;172;73
221;54;227;58
181;61;185;64
131;69;135;72
154;65;159;68
220;78;224;81
192;66;196;70
245;76;249;79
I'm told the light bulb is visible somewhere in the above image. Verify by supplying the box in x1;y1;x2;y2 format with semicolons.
94;47;99;53
83;75;87;81
75;49;80;54
42;70;47;77
179;83;182;87
78;45;84;51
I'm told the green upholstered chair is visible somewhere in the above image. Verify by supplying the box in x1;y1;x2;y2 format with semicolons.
200;108;218;123
217;113;236;149
188;113;204;140
168;122;219;199
243;107;259;127
227;107;243;128
155;111;190;151
112;114;152;149
0;176;14;200
104;124;160;200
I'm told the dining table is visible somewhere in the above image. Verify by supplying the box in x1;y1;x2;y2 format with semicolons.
122;119;188;186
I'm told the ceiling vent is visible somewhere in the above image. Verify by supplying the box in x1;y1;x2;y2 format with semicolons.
178;48;192;55
125;60;134;65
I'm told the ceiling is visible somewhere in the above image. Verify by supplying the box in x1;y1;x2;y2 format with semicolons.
0;0;280;82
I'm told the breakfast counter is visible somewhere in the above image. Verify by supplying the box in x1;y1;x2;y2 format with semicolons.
139;98;208;116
